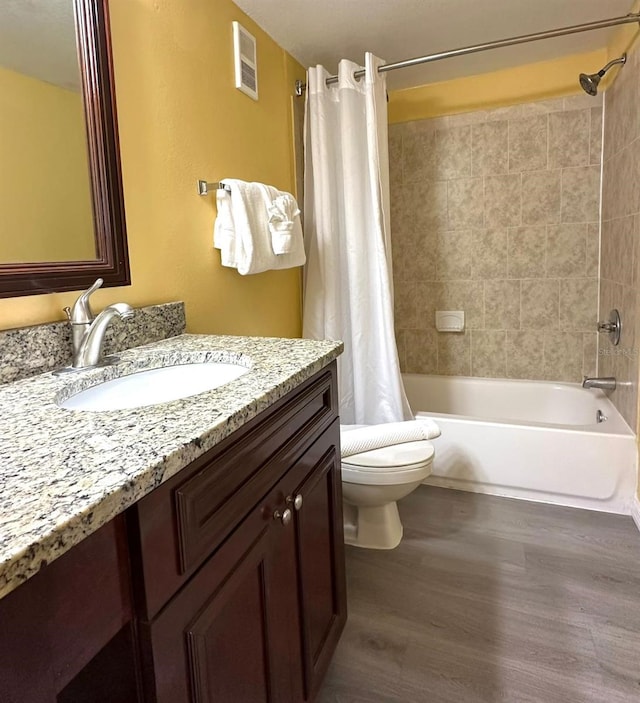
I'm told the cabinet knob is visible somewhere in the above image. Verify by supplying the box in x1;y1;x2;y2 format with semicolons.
286;494;303;511
273;508;292;526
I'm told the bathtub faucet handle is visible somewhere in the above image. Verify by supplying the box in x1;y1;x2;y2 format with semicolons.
597;309;621;346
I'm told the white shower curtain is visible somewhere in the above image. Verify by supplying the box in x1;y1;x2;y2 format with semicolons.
302;53;412;425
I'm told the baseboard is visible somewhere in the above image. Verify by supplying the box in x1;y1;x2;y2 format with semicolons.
632;497;640;534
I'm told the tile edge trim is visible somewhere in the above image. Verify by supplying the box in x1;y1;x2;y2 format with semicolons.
631;496;640;535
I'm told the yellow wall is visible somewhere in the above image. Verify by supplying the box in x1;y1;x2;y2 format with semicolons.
0;66;94;262
0;0;306;338
388;8;640;126
388;49;608;123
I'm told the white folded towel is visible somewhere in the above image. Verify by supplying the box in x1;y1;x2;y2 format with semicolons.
213;179;305;275
267;193;301;254
213;189;237;268
340;420;441;458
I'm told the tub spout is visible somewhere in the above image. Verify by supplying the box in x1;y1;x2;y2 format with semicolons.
582;376;616;391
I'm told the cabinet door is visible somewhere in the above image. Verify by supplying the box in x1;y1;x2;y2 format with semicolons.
285;421;347;702
144;488;301;703
143;421;345;703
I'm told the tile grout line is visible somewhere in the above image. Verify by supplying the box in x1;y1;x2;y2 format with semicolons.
544;228;551;375
546;111;551;168
595;95;606;379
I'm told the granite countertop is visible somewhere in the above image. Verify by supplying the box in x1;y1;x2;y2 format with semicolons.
0;333;343;600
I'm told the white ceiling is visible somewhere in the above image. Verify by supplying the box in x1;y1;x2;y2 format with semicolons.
0;0;80;92
234;0;635;89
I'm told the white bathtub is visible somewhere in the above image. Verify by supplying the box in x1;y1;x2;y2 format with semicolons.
403;374;638;514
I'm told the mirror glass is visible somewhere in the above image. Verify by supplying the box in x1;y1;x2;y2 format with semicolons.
0;0;97;264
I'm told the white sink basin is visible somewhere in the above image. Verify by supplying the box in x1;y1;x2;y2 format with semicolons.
59;362;249;411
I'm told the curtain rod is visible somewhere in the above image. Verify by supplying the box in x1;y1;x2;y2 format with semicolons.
294;13;640;96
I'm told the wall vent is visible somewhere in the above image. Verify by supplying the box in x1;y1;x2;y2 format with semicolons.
232;21;258;100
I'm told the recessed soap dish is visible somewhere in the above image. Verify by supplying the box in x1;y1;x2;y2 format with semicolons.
435;310;465;332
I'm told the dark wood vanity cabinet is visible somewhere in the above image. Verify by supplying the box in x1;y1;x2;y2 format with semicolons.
132;363;346;703
142;422;345;703
0;363;346;703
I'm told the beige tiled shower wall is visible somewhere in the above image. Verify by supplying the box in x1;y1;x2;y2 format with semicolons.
390;95;602;383
600;49;640;431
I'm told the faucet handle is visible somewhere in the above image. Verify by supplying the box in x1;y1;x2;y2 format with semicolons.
69;278;103;324
597;309;621;346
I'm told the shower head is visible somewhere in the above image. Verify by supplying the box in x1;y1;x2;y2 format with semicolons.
579;54;627;95
579;72;601;96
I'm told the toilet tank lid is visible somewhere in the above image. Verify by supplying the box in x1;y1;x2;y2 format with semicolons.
342;440;435;469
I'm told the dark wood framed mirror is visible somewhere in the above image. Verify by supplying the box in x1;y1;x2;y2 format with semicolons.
0;0;130;298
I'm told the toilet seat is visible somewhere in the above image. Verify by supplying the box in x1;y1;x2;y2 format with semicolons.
342;441;434;486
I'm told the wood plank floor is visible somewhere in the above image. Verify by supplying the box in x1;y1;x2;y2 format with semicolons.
318;486;640;703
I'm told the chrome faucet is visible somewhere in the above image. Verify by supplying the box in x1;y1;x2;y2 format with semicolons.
582;376;616;391
64;278;134;369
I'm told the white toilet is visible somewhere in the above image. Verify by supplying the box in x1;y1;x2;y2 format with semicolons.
341;438;435;550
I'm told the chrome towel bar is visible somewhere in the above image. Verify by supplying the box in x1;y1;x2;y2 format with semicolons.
198;180;232;196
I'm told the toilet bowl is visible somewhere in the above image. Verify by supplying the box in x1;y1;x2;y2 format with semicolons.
341;438;434;550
